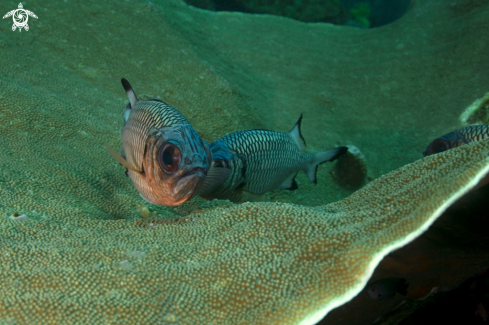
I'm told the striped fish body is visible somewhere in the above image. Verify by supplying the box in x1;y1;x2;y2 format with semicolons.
423;125;489;156
199;115;347;202
109;79;210;207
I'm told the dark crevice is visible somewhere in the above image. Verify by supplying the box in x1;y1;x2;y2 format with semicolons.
184;0;412;28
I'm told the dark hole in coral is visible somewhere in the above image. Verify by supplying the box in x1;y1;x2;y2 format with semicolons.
316;182;489;324
184;0;412;28
398;183;489;325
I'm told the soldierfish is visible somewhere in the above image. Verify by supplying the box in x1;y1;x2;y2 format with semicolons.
423;125;489;156
366;278;409;300
106;78;211;207
198;115;348;202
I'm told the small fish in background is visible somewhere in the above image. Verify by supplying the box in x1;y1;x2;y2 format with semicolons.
198;115;348;202
105;78;211;207
423;125;489;157
366;278;409;300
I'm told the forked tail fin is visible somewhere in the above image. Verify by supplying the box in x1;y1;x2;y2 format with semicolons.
306;147;348;184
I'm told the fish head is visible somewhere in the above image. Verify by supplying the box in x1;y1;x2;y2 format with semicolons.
366;278;407;300
117;78;210;206
129;125;211;207
423;130;466;157
423;138;451;157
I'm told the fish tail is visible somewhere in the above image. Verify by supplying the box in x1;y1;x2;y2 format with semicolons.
306;147;348;184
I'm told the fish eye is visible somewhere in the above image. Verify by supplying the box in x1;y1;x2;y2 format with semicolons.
157;143;181;174
431;139;450;154
436;144;447;153
213;159;227;169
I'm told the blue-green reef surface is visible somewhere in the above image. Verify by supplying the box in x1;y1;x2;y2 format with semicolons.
0;0;488;324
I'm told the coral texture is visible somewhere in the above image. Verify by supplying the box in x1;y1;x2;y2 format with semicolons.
1;137;489;324
0;0;488;323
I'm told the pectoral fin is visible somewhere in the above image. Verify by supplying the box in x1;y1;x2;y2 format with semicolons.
104;142;143;174
198;160;231;197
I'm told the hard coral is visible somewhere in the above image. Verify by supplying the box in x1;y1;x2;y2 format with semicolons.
2;139;489;324
0;0;487;323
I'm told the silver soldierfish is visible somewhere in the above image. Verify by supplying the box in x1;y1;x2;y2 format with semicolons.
106;78;211;207
423;125;489;156
198;115;348;202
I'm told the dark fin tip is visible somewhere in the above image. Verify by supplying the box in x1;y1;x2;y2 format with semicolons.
313;166;318;185
121;78;132;92
285;173;299;191
289;179;299;191
296;114;306;147
337;146;348;156
334;147;349;161
318;146;349;166
236;181;246;190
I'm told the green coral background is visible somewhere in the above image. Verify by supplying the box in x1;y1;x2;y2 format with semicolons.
1;0;488;220
0;0;488;323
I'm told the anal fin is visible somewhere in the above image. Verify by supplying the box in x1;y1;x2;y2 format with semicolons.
278;172;298;190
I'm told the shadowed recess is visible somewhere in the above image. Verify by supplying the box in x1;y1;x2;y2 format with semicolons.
183;0;412;27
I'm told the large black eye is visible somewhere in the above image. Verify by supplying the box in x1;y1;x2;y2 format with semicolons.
157;143;181;174
436;144;447;153
212;159;227;169
431;139;450;154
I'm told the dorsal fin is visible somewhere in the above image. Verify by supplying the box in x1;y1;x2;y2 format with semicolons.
121;78;138;109
123;103;131;123
288;114;306;151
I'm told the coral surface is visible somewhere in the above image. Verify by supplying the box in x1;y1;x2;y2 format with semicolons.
1;133;489;324
0;0;488;323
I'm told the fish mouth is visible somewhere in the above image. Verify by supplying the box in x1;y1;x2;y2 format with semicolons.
181;167;207;178
174;167;207;198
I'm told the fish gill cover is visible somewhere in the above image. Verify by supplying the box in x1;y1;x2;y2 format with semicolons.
0;0;488;324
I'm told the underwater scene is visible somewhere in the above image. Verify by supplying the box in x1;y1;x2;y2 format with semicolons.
0;0;488;324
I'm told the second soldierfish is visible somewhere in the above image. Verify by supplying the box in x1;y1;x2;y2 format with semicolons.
366;278;409;300
198;115;348;202
423;125;489;156
106;78;211;207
